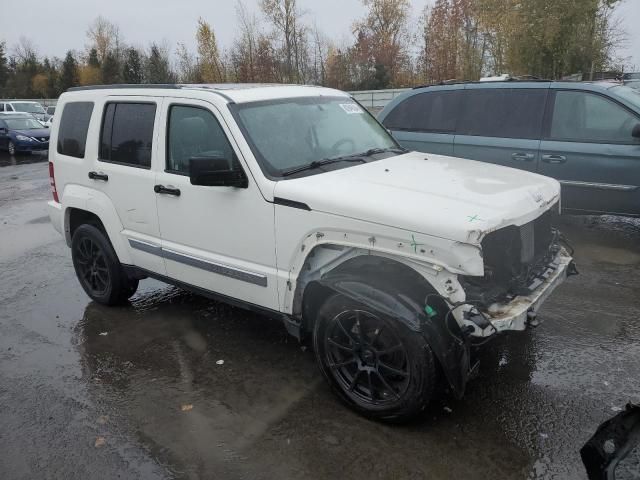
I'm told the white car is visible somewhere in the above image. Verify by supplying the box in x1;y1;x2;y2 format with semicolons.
47;84;574;420
0;100;48;122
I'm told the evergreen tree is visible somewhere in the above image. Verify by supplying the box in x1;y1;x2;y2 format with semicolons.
101;52;120;84
122;48;144;84
59;51;79;92
0;42;8;95
88;48;100;68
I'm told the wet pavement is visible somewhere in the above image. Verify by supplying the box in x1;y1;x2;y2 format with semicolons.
1;152;639;479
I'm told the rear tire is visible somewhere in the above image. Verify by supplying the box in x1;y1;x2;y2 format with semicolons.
71;224;138;305
313;294;437;422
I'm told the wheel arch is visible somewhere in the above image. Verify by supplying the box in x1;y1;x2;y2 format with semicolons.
62;185;131;264
299;251;471;398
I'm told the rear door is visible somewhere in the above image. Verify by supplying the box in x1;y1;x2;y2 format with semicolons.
89;96;166;274
381;87;461;156
539;89;640;215
454;85;548;172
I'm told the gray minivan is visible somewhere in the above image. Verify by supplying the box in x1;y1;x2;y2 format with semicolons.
378;81;640;216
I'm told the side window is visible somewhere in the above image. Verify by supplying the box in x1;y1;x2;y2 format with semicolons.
0;104;4;112
99;102;156;168
6;104;14;112
382;91;460;133
166;105;235;174
549;91;639;143
56;101;94;158
458;89;547;139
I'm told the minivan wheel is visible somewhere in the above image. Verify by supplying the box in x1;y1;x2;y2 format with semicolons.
8;141;16;155
313;294;437;422
71;224;139;305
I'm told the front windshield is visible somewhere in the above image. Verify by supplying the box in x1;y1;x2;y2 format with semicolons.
5;118;44;130
232;96;399;178
611;85;640;108
12;102;46;114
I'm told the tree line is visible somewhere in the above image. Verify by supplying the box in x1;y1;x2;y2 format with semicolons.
0;0;628;99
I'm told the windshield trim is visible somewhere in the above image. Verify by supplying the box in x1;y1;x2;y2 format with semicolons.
229;95;402;181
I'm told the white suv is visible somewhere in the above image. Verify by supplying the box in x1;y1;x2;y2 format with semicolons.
48;84;574;420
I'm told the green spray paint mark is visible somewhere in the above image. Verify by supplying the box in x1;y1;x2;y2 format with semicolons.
410;234;424;253
468;214;482;222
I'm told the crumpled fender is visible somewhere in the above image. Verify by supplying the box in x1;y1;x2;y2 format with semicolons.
311;256;471;398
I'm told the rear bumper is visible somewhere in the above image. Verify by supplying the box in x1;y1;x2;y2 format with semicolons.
463;247;573;336
47;200;63;235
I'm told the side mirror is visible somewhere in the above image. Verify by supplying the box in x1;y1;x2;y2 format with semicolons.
632;124;640;139
189;155;248;188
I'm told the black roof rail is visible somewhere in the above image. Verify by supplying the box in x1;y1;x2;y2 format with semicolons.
412;76;551;89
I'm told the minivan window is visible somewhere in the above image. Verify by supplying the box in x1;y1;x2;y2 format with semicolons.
383;90;461;133
57;102;94;159
457;89;547;139
166;105;234;174
549;91;639;144
100;103;156;168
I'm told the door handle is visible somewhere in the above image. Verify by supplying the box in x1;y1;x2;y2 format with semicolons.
542;154;567;164
512;152;535;161
154;184;181;196
88;171;109;181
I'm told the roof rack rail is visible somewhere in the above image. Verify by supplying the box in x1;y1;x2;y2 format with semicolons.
412;76;551;89
67;84;181;92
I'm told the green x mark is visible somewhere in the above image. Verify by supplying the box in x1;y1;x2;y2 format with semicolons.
468;214;482;222
410;234;424;253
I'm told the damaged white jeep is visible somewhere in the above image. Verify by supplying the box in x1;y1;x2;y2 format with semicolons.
48;84;575;421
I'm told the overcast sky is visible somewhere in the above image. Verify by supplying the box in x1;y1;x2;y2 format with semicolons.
2;0;639;71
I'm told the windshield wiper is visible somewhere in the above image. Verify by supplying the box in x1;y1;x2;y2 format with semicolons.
280;147;407;177
281;156;366;177
362;146;408;156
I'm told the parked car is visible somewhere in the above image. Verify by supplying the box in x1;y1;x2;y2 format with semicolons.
0;101;48;122
48;84;573;420
0;113;50;155
45;105;56;116
379;81;640;216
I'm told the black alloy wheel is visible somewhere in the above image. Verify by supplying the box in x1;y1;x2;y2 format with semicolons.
71;224;139;305
314;294;437;421
324;309;411;406
74;235;111;296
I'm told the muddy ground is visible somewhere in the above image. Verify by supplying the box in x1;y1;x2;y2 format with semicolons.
1;153;639;480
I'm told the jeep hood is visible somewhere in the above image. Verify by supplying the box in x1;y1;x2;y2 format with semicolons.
273;152;560;244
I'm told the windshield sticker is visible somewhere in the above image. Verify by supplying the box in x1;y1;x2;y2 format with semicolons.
339;103;364;114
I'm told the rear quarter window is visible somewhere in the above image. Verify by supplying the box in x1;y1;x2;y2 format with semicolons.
57;102;94;158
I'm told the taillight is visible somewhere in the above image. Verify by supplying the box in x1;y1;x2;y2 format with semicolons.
49;161;59;202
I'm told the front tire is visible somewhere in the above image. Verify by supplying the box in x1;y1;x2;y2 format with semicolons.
313;294;437;421
71;224;138;305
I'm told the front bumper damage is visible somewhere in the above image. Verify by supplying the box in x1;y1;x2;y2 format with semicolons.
461;247;575;337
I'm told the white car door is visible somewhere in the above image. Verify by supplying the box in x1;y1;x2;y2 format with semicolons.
154;98;279;310
88;95;166;275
